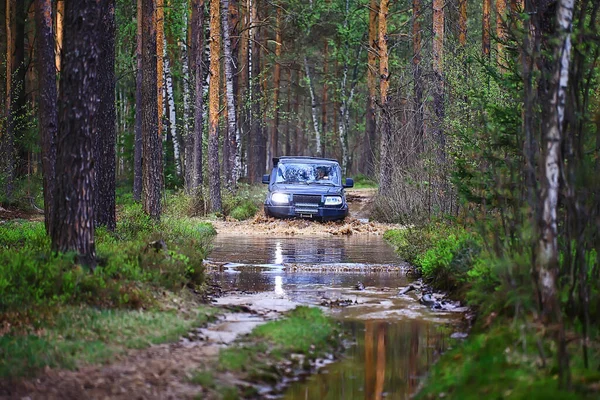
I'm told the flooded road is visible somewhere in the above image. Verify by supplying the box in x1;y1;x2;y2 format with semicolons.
207;235;461;399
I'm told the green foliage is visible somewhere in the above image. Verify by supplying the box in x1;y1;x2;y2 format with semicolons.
352;174;377;189
217;307;340;383
0;213;215;313
416;325;600;400
0;305;217;378
222;184;266;220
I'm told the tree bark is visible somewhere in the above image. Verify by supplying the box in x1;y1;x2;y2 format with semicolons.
34;0;58;234
482;0;491;57
412;0;424;152
322;41;329;158
433;0;445;163
208;0;222;211
96;0;117;231
134;0;143;201
4;0;15;200
142;0;163;220
378;0;392;195
182;4;193;192
222;0;240;188
362;0;378;176
191;0;205;189
55;0;64;74
304;57;322;157
52;0;102;267
164;41;181;176
270;2;282;161
157;0;165;136
538;0;574;387
496;0;507;64
458;0;467;46
248;0;265;183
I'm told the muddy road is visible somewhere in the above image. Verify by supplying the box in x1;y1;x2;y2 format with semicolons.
207;232;464;399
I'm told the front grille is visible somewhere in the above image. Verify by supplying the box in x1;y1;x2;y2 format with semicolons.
292;194;321;205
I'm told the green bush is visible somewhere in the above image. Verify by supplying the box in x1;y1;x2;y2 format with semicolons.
222;184;265;220
0;213;216;313
352;174;378;189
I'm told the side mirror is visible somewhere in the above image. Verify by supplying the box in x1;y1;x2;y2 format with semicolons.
262;174;270;184
343;178;354;188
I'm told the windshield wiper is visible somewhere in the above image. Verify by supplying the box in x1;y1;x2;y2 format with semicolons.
309;181;336;186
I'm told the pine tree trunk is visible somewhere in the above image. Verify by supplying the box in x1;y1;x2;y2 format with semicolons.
362;0;377;176
134;0;143;201
34;0;57;234
433;0;445;163
496;0;507;64
96;0;117;231
378;0;392;194
191;0;205;189
52;0;102;267
248;0;265;183
142;0;163;220
458;0;467;46
412;0;424;152
222;0;239;188
482;0;491;56
208;0;222;211
4;0;15;200
285;67;292;156
270;2;282;161
55;0;64;73
157;0;165;136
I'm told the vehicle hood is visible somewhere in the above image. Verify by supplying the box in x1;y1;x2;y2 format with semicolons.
270;184;343;196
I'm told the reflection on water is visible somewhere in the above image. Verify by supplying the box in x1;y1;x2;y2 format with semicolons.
209;235;402;265
208;235;457;399
283;319;450;400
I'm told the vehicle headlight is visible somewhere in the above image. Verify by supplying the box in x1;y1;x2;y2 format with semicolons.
271;192;291;204
324;196;343;206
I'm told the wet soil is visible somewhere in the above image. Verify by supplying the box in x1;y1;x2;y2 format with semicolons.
211;188;395;236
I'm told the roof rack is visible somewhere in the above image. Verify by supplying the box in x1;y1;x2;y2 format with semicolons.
272;156;339;167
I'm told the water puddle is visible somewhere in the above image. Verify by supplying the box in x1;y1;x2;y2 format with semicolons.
207;235;462;399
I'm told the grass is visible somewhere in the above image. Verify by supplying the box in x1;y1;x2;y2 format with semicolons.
352;174;378;189
1;305;219;378
190;307;342;398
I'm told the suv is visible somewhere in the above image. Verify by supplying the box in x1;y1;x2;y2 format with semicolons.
262;156;354;221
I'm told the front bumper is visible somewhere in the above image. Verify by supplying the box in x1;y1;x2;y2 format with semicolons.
264;203;348;221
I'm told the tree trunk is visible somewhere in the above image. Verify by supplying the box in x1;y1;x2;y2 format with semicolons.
412;0;424;152
164;41;181;176
191;0;205;189
34;0;58;234
208;0;222;211
433;0;445;162
248;0;265;182
182;4;193;192
157;0;165;136
362;0;377;176
304;57;322;157
270;2;282;161
285;67;292;156
458;0;467;46
55;0;64;73
142;0;162;220
482;0;491;57
52;0;102;267
322;41;329;158
222;0;239;188
96;0;117;231
4;0;15;200
496;0;507;64
134;0;143;201
538;0;574;386
378;0;392;195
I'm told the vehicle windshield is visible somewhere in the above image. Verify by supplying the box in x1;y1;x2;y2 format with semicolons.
275;163;341;185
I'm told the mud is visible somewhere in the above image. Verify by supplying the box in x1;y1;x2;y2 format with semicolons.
211;188;396;236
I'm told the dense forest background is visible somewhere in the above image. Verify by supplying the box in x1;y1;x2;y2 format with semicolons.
1;0;600;390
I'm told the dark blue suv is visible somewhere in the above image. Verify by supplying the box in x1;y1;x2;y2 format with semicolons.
262;157;354;221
